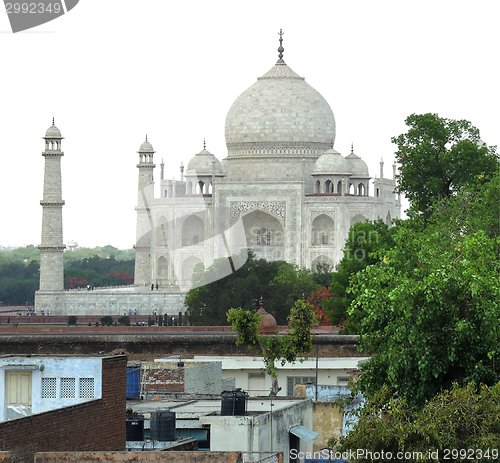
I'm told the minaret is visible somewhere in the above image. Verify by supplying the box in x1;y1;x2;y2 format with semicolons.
134;136;155;287
39;119;65;291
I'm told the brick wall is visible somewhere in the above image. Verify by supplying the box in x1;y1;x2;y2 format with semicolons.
141;362;185;393
0;355;126;463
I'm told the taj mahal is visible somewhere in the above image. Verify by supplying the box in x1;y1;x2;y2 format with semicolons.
35;33;400;316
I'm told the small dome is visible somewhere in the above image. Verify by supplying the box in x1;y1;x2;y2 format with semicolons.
313;148;351;175
186;148;222;175
139;139;154;152
45;124;62;138
256;299;278;334
346;151;370;177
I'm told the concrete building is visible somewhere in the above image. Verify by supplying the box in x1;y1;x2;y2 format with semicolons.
128;396;315;463
35;33;400;316
183;355;368;397
0;355;103;421
0;354;126;462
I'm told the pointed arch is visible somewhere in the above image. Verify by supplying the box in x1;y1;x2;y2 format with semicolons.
351;214;367;226
157;256;168;279
311;255;333;270
182;255;203;286
312;214;334;246
337;180;342;195
182;215;204;246
156;216;168;247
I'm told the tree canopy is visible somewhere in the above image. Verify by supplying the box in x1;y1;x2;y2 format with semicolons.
349;175;499;408
392;113;499;214
185;252;320;325
326;220;397;333
227;299;314;396
330;382;500;462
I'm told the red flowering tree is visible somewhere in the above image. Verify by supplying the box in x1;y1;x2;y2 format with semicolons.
107;272;134;285
65;276;89;289
306;286;334;326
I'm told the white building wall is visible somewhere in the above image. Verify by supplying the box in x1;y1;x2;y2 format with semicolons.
0;357;102;422
191;356;368;397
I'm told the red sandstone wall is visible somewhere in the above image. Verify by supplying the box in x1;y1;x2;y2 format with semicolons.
0;355;126;463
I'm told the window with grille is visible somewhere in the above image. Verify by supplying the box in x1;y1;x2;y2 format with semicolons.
286;376;315;396
79;378;95;398
60;377;76;398
257;228;271;246
41;377;57;398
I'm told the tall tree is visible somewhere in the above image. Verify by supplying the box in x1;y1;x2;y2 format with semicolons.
392;113;498;214
227;299;314;396
349;178;499;408
326;220;397;333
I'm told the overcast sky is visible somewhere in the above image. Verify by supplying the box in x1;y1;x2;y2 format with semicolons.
0;0;498;250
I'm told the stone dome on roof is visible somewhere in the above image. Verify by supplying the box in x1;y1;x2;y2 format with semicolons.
313;148;351;175
225;62;335;156
138;139;154;152
45;123;62;138
346;150;370;177
186;148;222;175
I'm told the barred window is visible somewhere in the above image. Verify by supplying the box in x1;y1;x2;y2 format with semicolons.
41;377;57;398
79;378;95;398
257;228;271;246
60;377;76;398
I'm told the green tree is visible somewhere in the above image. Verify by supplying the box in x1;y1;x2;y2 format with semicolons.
227;300;314;396
326;220;397;333
330;382;500;462
67;316;78;326
392;113;499;214
349;182;499;408
186;253;320;326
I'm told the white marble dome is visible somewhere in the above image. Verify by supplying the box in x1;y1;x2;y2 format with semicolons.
186;148;222;175
346;151;369;177
313;148;351;175
138;139;154;152
45;124;62;138
225;62;335;155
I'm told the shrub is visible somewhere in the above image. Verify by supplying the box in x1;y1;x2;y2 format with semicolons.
67;316;77;326
100;316;113;326
118;316;131;326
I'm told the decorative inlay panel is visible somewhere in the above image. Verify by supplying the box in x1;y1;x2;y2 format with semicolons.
230;201;286;224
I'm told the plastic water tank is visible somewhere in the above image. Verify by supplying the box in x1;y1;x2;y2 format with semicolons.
221;389;247;416
125;413;144;441
150;408;176;441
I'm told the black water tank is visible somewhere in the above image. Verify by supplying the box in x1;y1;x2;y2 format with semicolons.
221;389;247;416
126;413;144;441
150;408;176;441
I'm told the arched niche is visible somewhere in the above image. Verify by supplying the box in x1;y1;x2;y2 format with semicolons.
182;255;203;285
157;255;168;279
312;214;334;246
311;255;333;270
242;209;284;248
155;216;168;247
350;214;367;227
182;215;204;246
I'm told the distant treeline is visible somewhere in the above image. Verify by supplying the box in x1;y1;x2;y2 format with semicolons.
0;245;135;305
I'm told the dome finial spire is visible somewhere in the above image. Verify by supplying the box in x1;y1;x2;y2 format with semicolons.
277;29;285;64
52;117;54;126
145;134;148;142
203;138;206;150
351;142;354;154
